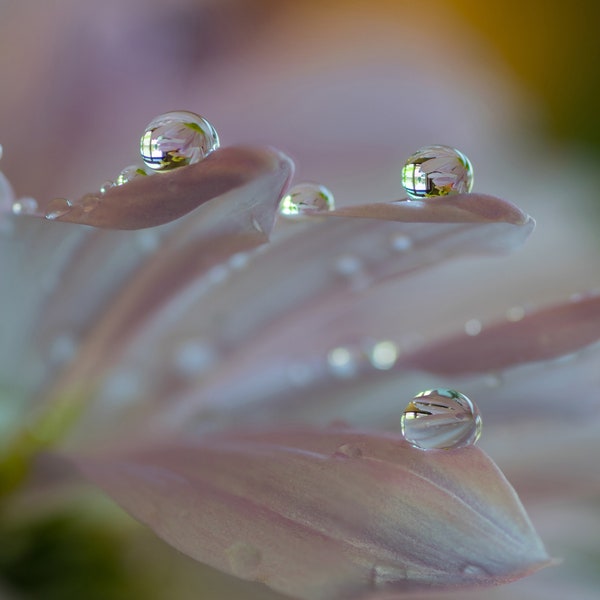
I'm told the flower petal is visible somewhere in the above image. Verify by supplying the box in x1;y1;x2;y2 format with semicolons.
51;146;292;230
75;428;550;600
399;294;600;376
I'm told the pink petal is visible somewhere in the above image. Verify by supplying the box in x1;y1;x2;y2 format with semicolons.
1;146;291;412
47;146;292;229
75;428;550;600
399;294;600;375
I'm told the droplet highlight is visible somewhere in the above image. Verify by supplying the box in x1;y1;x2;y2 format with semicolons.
401;388;482;450
279;182;334;217
45;197;72;220
401;145;473;200
140;110;219;172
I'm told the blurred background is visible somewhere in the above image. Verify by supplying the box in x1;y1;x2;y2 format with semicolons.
1;0;599;598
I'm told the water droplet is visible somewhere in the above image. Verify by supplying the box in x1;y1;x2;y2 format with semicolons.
140;110;219;172
173;340;217;377
327;346;360;379
45;197;72;220
401;388;482;450
401;145;473;200
461;564;487;578
390;233;412;252
334;443;363;458
226;542;262;579
116;164;145;186
464;318;482;336
370;564;408;589
12;197;38;215
99;180;114;195
506;306;525;322
278;182;334;217
369;340;398;370
73;193;100;213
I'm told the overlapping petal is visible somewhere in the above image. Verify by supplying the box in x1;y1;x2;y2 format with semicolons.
76;428;550;600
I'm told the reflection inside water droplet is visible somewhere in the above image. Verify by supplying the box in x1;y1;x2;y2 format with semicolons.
401;388;482;450
140;110;219;172
401;145;473;200
279;182;334;217
45;198;72;220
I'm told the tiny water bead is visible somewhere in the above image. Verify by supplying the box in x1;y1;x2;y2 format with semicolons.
140;111;219;172
11;197;38;216
278;182;334;217
45;198;72;220
401;145;473;200
401;388;482;450
115;165;146;186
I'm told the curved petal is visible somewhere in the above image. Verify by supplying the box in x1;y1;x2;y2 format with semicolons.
75;428;550;600
66;194;532;441
50;146;292;230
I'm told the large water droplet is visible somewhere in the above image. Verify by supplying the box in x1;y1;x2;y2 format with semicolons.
226;542;262;579
401;388;482;450
12;197;39;216
401;145;473;200
140;111;219;172
45;198;72;220
279;182;334;217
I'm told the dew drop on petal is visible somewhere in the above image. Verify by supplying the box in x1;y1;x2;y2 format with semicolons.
278;182;334;217
369;340;398;370
225;542;262;579
464;318;482;336
73;193;100;213
401;388;482;450
116;165;146;186
99;180;114;195
45;198;72;220
12;197;39;216
140;111;219;172
401;145;473;200
333;443;363;458
327;346;360;379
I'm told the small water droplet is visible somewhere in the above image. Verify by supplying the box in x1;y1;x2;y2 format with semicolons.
334;443;363;458
73;193;100;213
401;388;482;450
401;145;473;200
368;340;398;370
45;197;72;220
140;110;219;172
12;197;39;215
226;542;262;579
116;164;145;186
390;233;412;252
99;180;114;195
334;255;362;277
278;182;334;217
327;346;360;379
464;318;482;336
370;564;408;589
173;340;217;377
506;306;525;322
461;564;487;578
